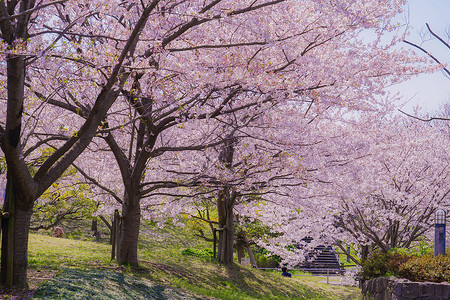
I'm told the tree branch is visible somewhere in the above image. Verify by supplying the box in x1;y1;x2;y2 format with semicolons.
398;109;450;122
0;0;68;22
403;40;450;77
71;162;123;205
426;23;450;50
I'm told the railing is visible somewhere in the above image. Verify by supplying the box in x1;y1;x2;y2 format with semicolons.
256;265;358;284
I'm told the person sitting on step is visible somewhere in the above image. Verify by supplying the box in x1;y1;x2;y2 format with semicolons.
281;266;292;277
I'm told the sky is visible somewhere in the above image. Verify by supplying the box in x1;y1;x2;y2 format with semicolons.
390;0;450;114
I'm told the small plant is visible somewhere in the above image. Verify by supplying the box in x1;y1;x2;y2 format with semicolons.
254;248;282;268
391;241;433;256
181;248;214;258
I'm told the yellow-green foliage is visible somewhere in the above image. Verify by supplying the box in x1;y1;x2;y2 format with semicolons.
31;147;97;230
32;182;97;230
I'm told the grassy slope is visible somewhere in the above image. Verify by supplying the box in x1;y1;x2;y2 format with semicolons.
28;224;362;300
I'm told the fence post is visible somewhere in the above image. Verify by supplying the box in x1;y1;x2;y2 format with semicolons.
114;209;120;262
213;228;217;259
111;210;118;260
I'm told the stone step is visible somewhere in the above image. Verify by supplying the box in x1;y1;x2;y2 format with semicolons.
300;244;343;274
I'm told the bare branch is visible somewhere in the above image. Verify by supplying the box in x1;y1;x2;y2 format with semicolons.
403;40;450;77
398;109;450;122
71;162;123;205
0;0;68;22
426;23;450;50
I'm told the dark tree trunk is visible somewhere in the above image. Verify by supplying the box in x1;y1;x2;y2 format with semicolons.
10;207;32;288
235;230;252;265
118;192;140;266
361;245;369;262
217;188;236;264
216;137;237;265
1;46;35;289
1;177;33;289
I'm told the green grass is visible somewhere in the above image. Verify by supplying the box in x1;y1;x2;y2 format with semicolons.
29;234;114;270
27;223;362;299
32;269;199;299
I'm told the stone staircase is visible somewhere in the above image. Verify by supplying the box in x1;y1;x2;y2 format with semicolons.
301;245;344;275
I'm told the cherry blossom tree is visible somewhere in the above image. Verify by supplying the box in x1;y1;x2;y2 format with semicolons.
0;1;434;285
329;115;449;253
53;0;432;267
156;114;306;264
0;0;161;288
256;113;450;266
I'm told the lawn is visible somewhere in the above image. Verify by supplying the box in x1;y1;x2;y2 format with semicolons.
14;223;363;299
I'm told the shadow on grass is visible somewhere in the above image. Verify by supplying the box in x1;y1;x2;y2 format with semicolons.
221;264;323;299
32;268;202;299
138;258;326;300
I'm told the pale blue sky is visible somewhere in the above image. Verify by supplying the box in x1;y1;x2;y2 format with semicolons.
391;0;450;114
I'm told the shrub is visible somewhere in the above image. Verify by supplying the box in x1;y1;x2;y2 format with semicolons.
360;249;450;283
385;252;411;273
360;250;411;281
181;248;214;259
396;254;450;283
360;250;391;281
254;249;282;268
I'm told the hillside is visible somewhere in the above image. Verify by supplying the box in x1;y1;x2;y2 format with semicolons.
6;223;362;299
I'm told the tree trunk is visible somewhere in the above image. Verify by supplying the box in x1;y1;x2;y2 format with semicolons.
1;44;35;289
235;229;247;264
247;246;257;267
118;193;140;266
217;189;235;264
1;177;33;289
216;137;237;264
361;245;369;262
236;245;245;264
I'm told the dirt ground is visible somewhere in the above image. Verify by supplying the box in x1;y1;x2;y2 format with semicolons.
0;269;57;299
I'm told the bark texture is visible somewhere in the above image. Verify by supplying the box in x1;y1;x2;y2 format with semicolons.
1;178;33;288
118;192;141;266
217;189;236;264
216;138;237;264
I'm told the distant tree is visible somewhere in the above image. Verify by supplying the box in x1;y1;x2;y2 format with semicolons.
30;179;96;232
249;113;449;266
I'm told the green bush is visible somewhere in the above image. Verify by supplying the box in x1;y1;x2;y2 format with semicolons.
396;254;450;283
360;250;391;281
360;249;450;283
181;248;214;258
254;248;282;268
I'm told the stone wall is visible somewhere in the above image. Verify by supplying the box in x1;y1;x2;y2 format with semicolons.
362;276;450;300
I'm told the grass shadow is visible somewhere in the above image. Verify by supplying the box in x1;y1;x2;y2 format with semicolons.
32;268;202;299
